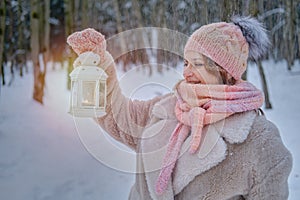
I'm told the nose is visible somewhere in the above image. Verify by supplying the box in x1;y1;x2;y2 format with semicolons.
183;64;193;77
183;70;192;77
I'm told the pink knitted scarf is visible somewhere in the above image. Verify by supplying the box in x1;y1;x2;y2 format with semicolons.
155;80;264;195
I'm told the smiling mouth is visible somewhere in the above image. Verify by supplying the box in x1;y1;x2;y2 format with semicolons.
186;78;201;84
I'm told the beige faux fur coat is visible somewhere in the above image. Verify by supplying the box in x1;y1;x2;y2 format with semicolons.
95;52;292;200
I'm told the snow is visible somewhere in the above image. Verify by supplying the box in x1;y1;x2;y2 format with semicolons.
0;59;299;199
0;65;134;200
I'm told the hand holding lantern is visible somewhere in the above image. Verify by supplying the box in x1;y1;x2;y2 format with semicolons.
67;28;108;117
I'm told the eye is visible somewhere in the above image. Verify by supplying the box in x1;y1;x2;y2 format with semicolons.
184;60;188;67
195;63;204;67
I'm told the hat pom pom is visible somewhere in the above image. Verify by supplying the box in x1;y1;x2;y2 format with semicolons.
231;16;270;61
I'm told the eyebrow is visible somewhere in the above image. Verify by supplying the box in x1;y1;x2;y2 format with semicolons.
193;58;202;61
184;58;202;62
184;58;204;64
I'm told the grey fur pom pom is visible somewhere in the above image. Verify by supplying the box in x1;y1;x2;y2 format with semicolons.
231;16;271;61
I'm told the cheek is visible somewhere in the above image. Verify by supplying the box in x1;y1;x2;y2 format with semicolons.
201;70;221;84
192;69;203;79
193;68;217;83
183;67;192;76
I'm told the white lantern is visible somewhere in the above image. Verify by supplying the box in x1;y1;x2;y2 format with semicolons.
69;52;108;117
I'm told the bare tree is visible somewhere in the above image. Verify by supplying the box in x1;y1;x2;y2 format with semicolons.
112;0;128;71
7;1;16;86
0;0;6;86
81;0;89;28
64;0;76;89
257;60;272;109
285;0;296;70
16;0;28;77
42;0;51;71
30;0;44;103
151;0;167;73
201;0;208;24
221;0;232;21
131;0;150;74
248;0;273;109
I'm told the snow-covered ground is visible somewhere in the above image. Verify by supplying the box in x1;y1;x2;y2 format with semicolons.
0;59;299;200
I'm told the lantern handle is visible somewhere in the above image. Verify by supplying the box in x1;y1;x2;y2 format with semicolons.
73;51;101;68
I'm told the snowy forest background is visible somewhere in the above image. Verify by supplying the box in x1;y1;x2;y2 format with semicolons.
1;0;300;200
0;0;300;104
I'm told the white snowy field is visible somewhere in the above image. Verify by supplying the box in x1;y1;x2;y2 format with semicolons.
0;59;299;200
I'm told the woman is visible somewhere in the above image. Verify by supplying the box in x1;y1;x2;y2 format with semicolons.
67;16;292;200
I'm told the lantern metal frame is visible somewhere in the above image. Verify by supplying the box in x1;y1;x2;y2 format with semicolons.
69;65;108;117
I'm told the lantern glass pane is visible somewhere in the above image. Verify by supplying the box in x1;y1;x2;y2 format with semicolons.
99;81;105;107
71;81;78;107
81;81;96;107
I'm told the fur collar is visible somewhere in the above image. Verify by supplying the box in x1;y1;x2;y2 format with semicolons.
142;95;257;199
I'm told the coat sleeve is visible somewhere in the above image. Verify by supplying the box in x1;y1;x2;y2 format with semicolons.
94;51;165;151
245;119;293;200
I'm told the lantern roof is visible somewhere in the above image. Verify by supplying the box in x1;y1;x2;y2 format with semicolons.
70;66;108;80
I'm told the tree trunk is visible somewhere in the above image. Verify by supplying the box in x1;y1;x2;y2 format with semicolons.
7;1;15;85
81;0;88;28
112;0;127;71
221;0;231;21
285;0;295;70
243;0;250;15
64;0;75;90
90;0;97;28
0;0;6;86
154;0;166;73
297;4;300;59
201;0;208;24
132;0;150;74
42;0;50;73
17;0;23;77
74;0;80;30
170;1;178;30
30;0;45;104
241;0;258;80
257;60;272;109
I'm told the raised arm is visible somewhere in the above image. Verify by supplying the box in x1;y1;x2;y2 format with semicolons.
94;52;164;151
67;28;165;151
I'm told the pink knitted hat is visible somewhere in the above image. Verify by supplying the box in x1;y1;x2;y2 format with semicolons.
184;16;270;80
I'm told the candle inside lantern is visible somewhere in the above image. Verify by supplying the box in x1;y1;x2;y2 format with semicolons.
81;81;96;107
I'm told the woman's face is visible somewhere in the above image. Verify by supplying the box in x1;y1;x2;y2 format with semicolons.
183;51;221;84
